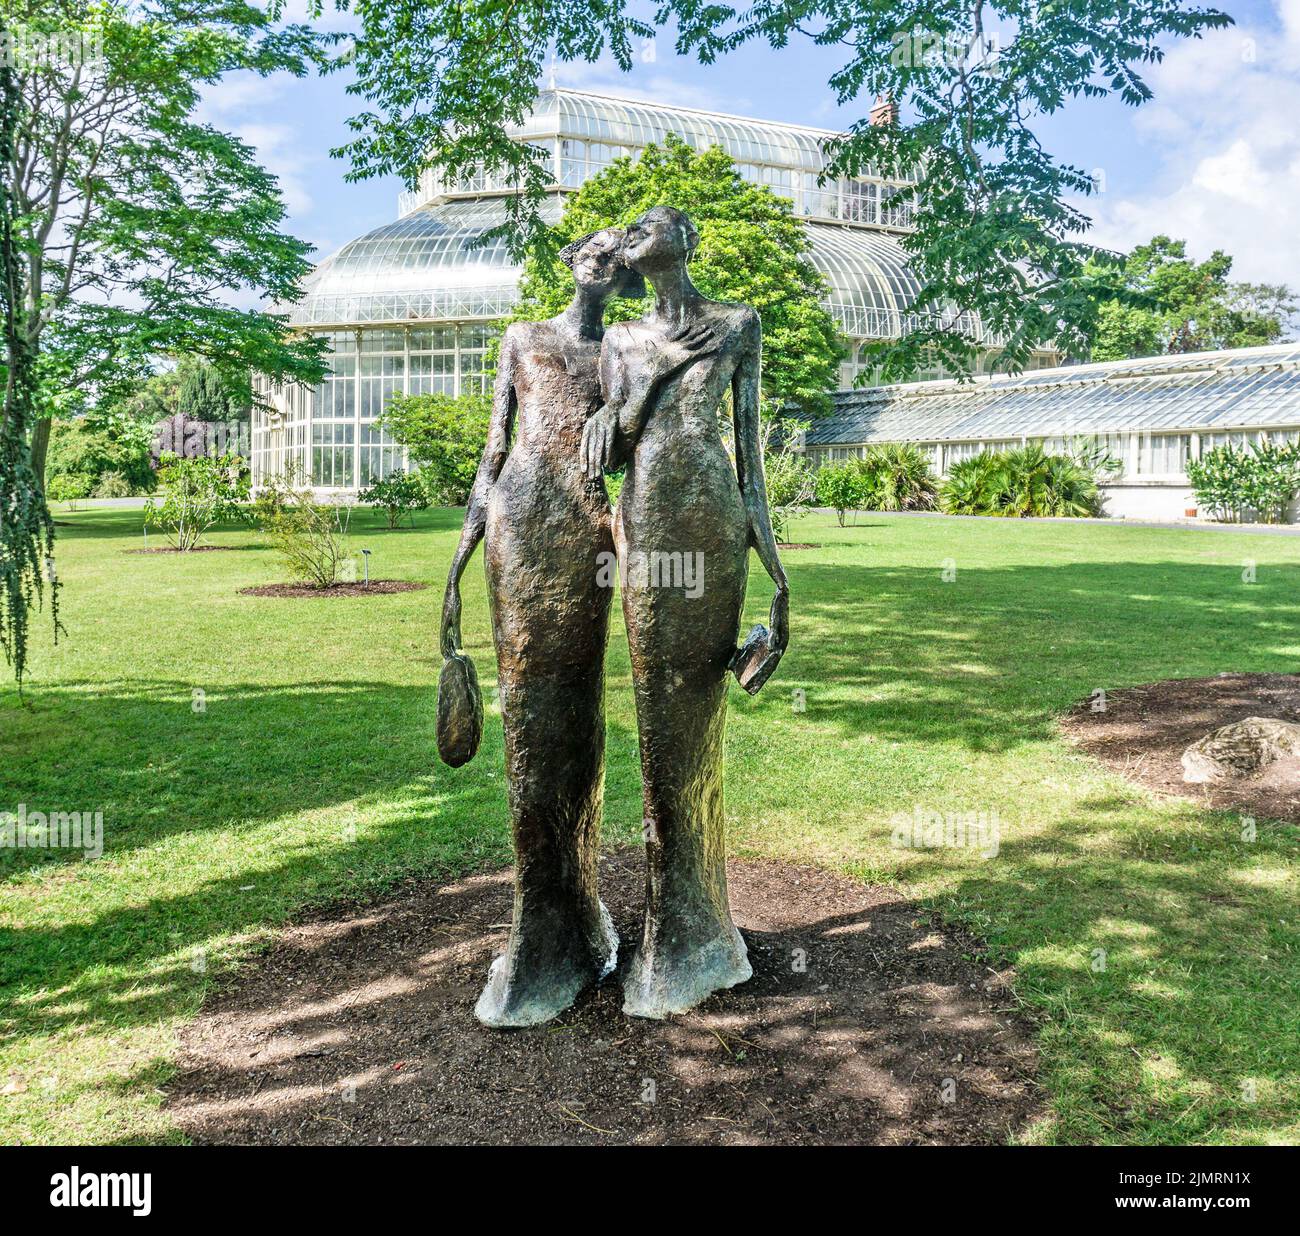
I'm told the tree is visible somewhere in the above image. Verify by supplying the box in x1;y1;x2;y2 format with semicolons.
815;460;867;526
46;417;154;495
143;452;248;550
380;391;492;505
178;360;248;424
1;7;57;690
1088;237;1297;361
1;0;328;686
334;0;1230;380
514;137;843;415
5;0;328;486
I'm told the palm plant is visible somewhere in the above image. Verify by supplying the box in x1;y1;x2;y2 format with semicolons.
939;453;1008;515
861;443;938;511
940;446;1102;518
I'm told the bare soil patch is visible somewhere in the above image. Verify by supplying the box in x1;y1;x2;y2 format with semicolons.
1061;672;1300;823
777;542;822;550
166;850;1041;1146
238;580;428;598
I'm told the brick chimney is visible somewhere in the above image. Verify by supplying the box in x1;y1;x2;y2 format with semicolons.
869;94;898;127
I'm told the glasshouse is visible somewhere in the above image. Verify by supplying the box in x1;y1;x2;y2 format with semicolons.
802;343;1300;520
252;88;1055;492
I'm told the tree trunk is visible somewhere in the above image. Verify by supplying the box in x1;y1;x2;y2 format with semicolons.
29;414;51;489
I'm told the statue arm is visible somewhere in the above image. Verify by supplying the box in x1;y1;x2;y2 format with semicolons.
582;321;718;477
732;310;790;651
441;330;517;656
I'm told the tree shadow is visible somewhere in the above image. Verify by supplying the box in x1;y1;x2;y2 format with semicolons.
159;851;1043;1146
0;678;653;1052
732;557;1300;752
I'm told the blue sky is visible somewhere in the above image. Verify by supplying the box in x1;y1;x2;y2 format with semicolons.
199;0;1300;288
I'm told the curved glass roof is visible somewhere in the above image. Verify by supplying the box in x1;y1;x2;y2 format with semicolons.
285;197;560;326
512;89;855;178
806;225;981;342
806;344;1300;444
287;195;984;342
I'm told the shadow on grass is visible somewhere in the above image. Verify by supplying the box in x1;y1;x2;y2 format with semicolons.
737;557;1300;753
0;678;645;1047
893;791;1299;1142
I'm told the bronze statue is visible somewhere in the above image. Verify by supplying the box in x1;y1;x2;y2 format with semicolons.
438;209;788;1025
582;206;790;1018
439;227;707;1026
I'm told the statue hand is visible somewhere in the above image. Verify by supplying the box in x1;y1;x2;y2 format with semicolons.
581;405;618;477
441;584;462;658
649;321;718;382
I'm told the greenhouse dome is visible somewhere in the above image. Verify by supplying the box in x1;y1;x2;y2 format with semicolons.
254;89;1047;492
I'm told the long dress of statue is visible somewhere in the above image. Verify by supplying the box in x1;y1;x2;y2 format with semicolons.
440;228;702;1027
583;207;791;1019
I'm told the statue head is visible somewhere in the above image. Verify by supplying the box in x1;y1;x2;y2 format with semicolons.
621;206;699;275
559;227;645;301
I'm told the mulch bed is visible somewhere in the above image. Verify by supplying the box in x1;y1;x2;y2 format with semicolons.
777;543;822;550
166;850;1042;1146
238;581;428;598
124;545;235;555
1061;672;1300;823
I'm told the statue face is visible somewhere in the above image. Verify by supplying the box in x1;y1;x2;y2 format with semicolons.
569;227;640;298
622;207;692;272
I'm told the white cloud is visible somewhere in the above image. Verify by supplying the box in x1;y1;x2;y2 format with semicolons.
230;122;315;218
552;54;752;117
1083;1;1300;288
197;75;316;219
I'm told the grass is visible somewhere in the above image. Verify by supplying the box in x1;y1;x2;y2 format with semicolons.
1;505;1298;1146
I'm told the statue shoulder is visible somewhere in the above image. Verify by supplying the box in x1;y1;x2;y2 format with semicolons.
503;319;547;349
716;302;760;344
700;300;758;330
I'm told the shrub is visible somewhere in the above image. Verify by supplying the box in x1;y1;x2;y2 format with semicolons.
860;443;938;512
92;471;133;499
1188;442;1300;523
359;471;430;529
815;460;867;526
760;418;815;543
46;417;154;494
144;452;248;550
939;453;1007;516
251;467;303;528
940;445;1102;518
46;473;94;503
269;500;354;587
381;392;491;506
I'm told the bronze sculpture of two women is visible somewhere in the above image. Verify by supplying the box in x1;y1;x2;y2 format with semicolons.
439;208;789;1025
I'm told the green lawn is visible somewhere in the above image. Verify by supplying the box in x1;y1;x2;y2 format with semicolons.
1;506;1298;1145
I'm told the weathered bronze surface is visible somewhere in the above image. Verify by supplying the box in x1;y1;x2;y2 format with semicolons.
439;209;789;1026
583;206;790;1018
439;229;642;1027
